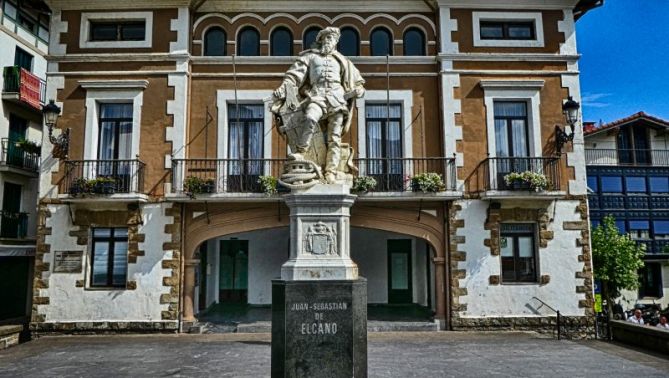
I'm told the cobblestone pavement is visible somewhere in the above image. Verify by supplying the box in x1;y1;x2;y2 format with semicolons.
0;332;667;377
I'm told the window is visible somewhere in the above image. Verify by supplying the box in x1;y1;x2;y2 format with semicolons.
338;27;359;56
270;27;293;56
649;177;669;193
473;12;544;48
494;102;529;158
626;177;646;193
14;47;33;71
403;28;425;56
371;28;393;56
639;263;662;298
500;223;537;283
653;220;669;240
303;27;321;50
80;12;153;48
97;103;134;191
90;21;146;41
90;228;128;288
617;125;650;165
227;104;264;191
480;21;535;40
237;27;260;56
587;176;598;193
2;1;49;42
365;104;403;191
615;220;626;234
600;176;622;193
628;220;649;240
204;27;226;56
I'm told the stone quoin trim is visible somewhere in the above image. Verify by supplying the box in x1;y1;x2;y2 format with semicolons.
483;205;553;261
448;202;468;321
570;197;594;316
30;203;54;327
161;204;182;321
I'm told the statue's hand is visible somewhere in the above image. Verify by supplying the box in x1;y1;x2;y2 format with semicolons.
354;87;365;98
274;84;286;99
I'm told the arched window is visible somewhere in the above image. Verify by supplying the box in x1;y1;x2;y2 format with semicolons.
204;27;226;56
337;27;359;56
370;28;392;56
403;28;425;56
237;26;260;56
303;26;321;50
271;27;293;56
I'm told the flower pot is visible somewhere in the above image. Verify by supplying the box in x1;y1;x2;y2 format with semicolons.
94;181;116;195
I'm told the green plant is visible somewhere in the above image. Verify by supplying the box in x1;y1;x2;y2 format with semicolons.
351;176;377;193
69;177;117;195
410;172;445;193
15;138;41;156
592;215;645;319
183;176;215;199
257;175;278;196
503;171;550;191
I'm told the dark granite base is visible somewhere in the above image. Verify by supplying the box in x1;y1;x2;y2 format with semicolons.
271;279;367;378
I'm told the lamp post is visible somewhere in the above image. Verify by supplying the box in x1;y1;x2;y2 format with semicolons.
555;96;580;153
42;100;70;159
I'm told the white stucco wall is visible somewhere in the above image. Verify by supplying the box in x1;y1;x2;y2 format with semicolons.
37;203;174;323
456;199;586;318
199;227;431;307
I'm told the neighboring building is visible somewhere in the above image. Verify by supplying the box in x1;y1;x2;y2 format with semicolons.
0;0;49;323
31;0;601;335
584;112;669;309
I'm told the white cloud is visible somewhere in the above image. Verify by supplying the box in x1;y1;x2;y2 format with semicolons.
581;92;612;108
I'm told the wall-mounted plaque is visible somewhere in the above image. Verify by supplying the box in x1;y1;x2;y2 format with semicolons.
53;251;83;273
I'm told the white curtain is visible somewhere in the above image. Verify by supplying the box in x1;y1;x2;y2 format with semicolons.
98;103;133;176
366;104;402;175
228;104;264;175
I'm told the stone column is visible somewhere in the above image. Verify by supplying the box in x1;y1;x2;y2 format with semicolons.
182;259;198;322
434;257;446;325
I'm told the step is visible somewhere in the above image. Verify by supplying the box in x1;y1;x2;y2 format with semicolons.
0;325;23;350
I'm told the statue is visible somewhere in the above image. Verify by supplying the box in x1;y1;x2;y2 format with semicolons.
271;27;365;189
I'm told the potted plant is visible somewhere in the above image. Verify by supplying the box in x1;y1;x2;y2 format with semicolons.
69;177;91;196
183;176;215;199
257;175;278;196
410;172;445;193
351;176;377;193
15;138;41;156
90;177;117;195
503;171;550;191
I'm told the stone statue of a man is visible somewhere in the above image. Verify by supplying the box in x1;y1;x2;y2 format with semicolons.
272;27;365;186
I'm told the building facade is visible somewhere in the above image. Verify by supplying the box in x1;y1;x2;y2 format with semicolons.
0;0;49;323
584;112;669;309
31;0;601;335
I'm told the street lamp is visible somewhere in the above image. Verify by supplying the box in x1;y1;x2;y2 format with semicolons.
555;96;580;153
42;99;70;159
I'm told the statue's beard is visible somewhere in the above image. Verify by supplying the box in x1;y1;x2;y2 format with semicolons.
320;42;336;54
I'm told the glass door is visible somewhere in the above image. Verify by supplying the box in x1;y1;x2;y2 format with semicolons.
387;239;412;304
228;104;264;192
219;240;249;303
366;104;403;191
494;101;530;189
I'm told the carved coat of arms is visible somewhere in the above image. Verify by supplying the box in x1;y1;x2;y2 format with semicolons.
304;222;338;256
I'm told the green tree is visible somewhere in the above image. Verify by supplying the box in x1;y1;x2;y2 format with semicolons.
592;215;645;319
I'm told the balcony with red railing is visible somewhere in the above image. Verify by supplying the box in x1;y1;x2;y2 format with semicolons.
2;66;46;111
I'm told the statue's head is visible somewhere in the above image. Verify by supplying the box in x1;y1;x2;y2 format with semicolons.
314;27;340;54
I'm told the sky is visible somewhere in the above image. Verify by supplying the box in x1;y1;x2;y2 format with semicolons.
575;0;669;124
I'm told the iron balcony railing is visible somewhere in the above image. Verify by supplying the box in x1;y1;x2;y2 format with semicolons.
61;160;146;195
585;149;669;166
353;157;457;192
469;156;561;193
2;66;46;110
172;157;457;194
172;158;285;194
0;211;28;239
0;138;39;172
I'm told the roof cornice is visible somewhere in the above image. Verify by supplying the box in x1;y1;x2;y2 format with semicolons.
46;0;191;11
436;0;579;10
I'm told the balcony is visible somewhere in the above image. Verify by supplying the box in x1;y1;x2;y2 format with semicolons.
59;160;146;202
0;211;28;239
585;149;669;166
353;157;458;199
0;138;39;175
2;66;46;111
170;157;458;200
468;156;563;199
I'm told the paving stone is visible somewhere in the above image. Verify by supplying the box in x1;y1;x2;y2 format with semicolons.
0;333;667;377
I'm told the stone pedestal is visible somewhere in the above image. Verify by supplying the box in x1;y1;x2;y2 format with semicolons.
271;279;367;378
272;184;367;377
281;184;358;281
